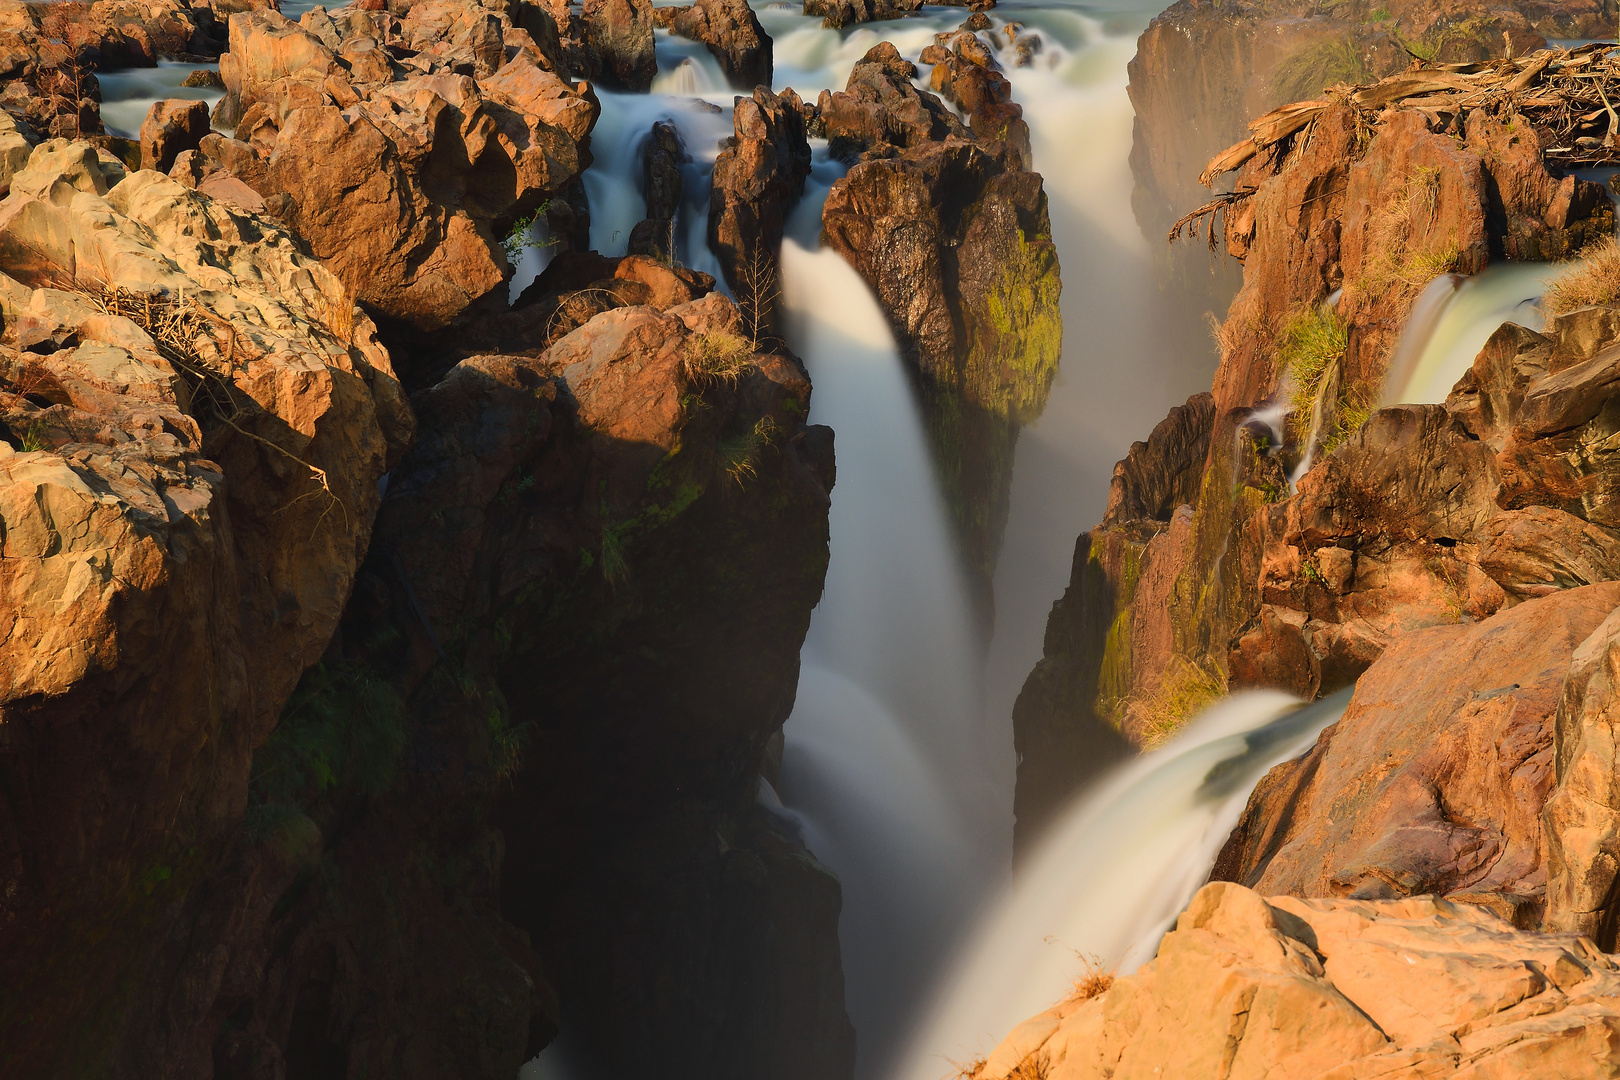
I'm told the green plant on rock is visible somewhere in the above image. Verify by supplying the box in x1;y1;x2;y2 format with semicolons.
680;328;754;389
501;201;555;263
1280;305;1348;442
718;415;777;488
1133;658;1225;749
252;657;409;809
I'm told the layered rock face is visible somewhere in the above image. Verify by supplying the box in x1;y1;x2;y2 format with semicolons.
200;3;598;334
974;881;1620;1080
0;138;408;1078
1126;0;1613;290
819;37;1060;593
1012;55;1619;848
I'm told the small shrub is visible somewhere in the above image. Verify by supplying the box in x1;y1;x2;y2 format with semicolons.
1279;305;1348;441
680;329;753;389
718;415;776;487
254;658;409;807
501;201;554;263
1545;235;1620;315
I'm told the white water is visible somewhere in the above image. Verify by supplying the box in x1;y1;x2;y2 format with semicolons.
778;238;999;1075
95;60;223;138
1383;263;1558;406
896;689;1351;1078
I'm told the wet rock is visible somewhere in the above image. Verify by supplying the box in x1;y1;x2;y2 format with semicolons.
0;138;408;1077
923;26;1030;169
671;0;771;90
1010;393;1216;850
802;0;921;29
976;881;1620;1080
137;97;208;172
1217;583;1620;920
709;86;811;336
820;42;1060;593
629;119;684;261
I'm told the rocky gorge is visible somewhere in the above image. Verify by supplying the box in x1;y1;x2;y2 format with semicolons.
14;0;1620;1078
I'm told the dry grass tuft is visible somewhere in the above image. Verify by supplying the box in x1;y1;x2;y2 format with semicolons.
949;1052;1048;1080
681;328;753;389
1131;657;1225;749
1279;304;1348;443
1545;235;1620;315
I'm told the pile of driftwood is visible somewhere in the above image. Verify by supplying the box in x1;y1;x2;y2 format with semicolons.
1173;42;1620;247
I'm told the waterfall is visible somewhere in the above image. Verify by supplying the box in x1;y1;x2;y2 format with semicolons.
893;689;1351;1079
1381;263;1556;406
777;237;999;1079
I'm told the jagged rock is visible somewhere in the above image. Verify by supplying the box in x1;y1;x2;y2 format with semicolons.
583;0;655;90
0;139;409;1077
138;97;208;173
801;0;920;28
670;0;771;90
1216;583;1620;923
0;110;33;195
629;119;683;261
1547;607;1620;949
976;881;1620;1080
709;86;810;334
922;23;1030;169
1010;393;1216;849
209;6;598;333
430;251;717;366
1125;0;1584;293
820;42;1060;592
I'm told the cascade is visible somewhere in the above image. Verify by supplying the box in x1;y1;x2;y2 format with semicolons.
894;690;1351;1079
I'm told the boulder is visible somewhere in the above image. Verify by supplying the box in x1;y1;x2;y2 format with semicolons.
208;5;599;334
973;881;1620;1080
708;86;810;336
583;0;655;90
671;0;771;90
820;42;1060;592
1216;583;1620;924
0;139;409;1077
137;97;208;173
629;118;683;261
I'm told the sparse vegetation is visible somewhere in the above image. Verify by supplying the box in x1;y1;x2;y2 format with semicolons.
1065;954;1116;1005
734;245;781;347
1279;304;1348;443
1131;657;1225;749
252;658;410;808
500;201;555;263
718;415;777;487
546;287;617;345
1272;37;1370;101
680;328;754;389
1545;235;1620;315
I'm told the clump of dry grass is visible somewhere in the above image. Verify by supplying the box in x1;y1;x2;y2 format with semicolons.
1545;235;1620;315
1130;658;1225;749
950;1052;1049;1080
1066;955;1116;1005
1352;165;1461;301
680;328;753;388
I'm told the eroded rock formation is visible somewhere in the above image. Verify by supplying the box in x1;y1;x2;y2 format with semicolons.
1013;55;1620;848
670;0;771;90
818;38;1060;593
0;138;409;1078
1125;0;1613;292
974;881;1620;1080
202;3;598;333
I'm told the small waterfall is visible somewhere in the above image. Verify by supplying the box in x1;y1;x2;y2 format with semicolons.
94;60;223;138
777;237;1000;1079
1382;263;1557;405
894;689;1351;1079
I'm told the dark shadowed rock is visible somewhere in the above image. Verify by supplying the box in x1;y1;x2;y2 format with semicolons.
671;0;771;89
584;0;655;90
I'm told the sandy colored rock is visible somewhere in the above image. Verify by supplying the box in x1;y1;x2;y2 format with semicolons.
975;882;1620;1080
1217;583;1620;922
